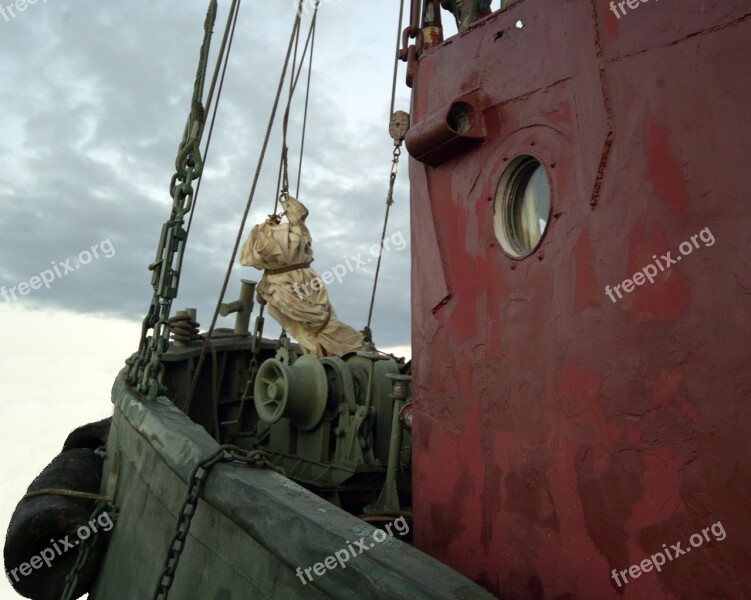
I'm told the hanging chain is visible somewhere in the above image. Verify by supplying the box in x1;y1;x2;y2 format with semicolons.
399;0;424;86
365;143;402;340
363;0;409;343
152;445;283;600
388;146;401;205
60;498;119;600
127;0;219;399
235;311;265;420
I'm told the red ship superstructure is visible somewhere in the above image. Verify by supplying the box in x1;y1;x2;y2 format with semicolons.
406;1;751;598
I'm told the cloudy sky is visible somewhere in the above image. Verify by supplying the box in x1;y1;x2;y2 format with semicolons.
0;1;464;596
0;0;416;338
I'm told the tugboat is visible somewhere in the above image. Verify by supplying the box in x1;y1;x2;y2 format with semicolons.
5;0;751;599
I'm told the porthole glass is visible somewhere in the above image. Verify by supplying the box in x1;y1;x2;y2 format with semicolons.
493;156;551;257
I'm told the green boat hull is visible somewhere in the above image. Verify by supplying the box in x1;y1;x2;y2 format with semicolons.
89;369;495;599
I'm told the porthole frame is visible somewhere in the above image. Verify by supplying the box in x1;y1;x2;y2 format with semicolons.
493;154;553;259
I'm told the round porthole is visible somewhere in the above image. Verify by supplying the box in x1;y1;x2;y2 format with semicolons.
493;156;551;257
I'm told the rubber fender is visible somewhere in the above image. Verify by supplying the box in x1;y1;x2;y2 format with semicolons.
4;448;109;600
62;418;112;453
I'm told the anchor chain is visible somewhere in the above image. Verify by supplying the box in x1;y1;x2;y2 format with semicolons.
128;0;219;399
152;445;283;600
59;498;119;600
242;311;266;399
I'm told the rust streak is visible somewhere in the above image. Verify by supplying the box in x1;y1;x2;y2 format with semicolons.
587;0;615;209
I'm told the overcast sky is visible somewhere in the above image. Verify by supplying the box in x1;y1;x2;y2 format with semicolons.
0;2;426;597
0;0;416;344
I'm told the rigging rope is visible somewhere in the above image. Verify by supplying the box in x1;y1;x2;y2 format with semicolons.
184;2;305;414
268;1;319;345
274;2;321;212
281;7;303;199
365;0;407;337
296;11;317;198
366;146;400;335
186;0;242;238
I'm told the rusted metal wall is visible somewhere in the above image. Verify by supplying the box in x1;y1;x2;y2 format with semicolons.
409;1;751;598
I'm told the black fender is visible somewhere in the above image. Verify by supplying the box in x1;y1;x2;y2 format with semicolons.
62;418;112;453
4;448;109;600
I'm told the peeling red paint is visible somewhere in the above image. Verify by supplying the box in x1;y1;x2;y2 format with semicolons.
544;100;573;128
601;0;620;43
625;221;691;322
645;118;688;221
409;2;751;599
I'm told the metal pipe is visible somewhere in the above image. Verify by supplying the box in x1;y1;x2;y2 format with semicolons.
218;279;256;335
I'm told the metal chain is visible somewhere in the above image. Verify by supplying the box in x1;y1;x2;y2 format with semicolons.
399;0;425;60
365;144;402;337
238;311;266;408
364;1;407;341
152;445;283;600
127;0;219;399
60;499;119;600
209;340;221;440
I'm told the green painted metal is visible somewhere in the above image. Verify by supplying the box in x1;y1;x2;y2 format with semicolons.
254;355;329;431
370;373;412;515
89;369;497;600
252;350;402;492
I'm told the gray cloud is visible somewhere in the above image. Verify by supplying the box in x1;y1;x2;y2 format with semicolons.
0;1;412;349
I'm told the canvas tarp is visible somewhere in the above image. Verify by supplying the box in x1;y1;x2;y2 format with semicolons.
240;196;364;357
